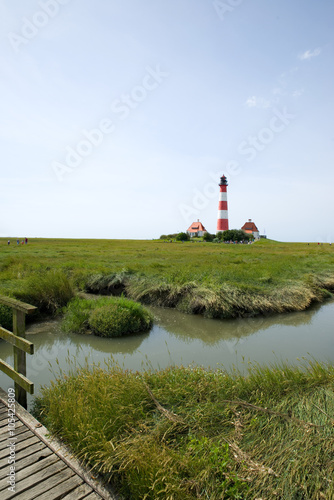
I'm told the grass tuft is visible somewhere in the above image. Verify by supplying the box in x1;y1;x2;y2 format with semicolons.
62;295;153;337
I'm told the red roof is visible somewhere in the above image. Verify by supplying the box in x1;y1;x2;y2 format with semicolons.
187;221;207;233
241;220;259;233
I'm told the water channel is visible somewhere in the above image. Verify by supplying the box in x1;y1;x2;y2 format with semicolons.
0;299;333;410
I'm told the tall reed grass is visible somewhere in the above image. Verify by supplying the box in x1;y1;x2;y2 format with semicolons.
15;270;74;315
33;359;334;499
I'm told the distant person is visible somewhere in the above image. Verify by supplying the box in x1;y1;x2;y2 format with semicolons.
7;240;10;245
25;237;28;244
17;239;19;245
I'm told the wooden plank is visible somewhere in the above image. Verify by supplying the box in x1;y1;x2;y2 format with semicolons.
15;454;60;485
12;429;34;442
0;411;8;421
14;429;45;445
0;434;39;460
0;423;8;434
0;423;25;438
33;474;85;500
0;416;9;428
0;326;34;354
0;413;7;423
0;423;25;442
0;420;23;434
9;441;46;463
0;416;21;435
0;416;7;426
84;493;106;499
0;459;9;473
0;426;29;443
59;482;96;500
0;360;34;394
0;418;8;429
0;441;48;473
0;453;61;491
0;430;39;461
0;295;37;314
12;464;74;500
13;447;53;471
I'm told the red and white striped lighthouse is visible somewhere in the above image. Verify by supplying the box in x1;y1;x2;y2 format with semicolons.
217;175;229;232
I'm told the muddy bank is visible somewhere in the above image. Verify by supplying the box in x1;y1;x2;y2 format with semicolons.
83;272;334;319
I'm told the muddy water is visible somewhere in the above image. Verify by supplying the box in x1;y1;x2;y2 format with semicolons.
0;299;333;410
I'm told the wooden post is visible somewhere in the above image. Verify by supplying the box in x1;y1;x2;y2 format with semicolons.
13;309;27;408
0;295;36;409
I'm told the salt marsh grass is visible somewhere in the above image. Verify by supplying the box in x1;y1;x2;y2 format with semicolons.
62;295;153;337
33;359;334;499
0;238;333;318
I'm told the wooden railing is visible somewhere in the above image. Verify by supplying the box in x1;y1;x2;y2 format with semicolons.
0;295;37;408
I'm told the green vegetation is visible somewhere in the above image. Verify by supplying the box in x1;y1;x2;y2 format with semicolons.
90;299;153;337
3;238;332;497
61;296;99;334
0;303;12;329
14;269;75;315
218;229;253;242
62;296;153;337
33;359;334;499
160;233;178;240
0;238;333;319
203;231;214;242
176;231;190;241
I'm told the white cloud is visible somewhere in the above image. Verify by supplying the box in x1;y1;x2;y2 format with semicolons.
272;87;284;96
299;48;321;60
245;96;271;109
292;89;304;98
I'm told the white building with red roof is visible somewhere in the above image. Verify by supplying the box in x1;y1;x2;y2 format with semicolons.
241;219;260;239
187;220;207;237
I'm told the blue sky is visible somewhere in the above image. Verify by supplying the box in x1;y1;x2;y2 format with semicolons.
1;0;333;241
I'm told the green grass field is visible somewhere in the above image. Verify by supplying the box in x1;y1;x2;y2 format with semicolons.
1;238;334;318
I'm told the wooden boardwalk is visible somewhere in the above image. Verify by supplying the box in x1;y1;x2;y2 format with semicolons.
0;389;118;500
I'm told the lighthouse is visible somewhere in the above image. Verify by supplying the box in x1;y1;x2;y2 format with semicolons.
217;175;229;232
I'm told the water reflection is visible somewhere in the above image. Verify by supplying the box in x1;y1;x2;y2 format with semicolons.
0;299;333;411
150;301;321;345
26;320;149;355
